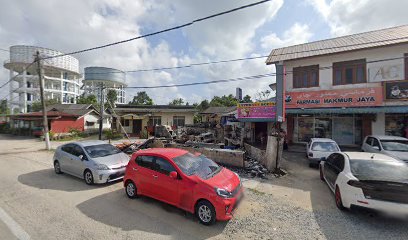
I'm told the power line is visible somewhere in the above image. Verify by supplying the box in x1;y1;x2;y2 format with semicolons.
0;61;37;89
119;54;408;89
41;0;274;60
77;36;408;75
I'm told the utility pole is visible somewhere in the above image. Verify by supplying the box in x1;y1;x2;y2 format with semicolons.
35;51;51;150
98;84;104;140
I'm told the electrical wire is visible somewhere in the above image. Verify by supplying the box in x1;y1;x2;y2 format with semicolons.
41;0;273;60
77;36;408;75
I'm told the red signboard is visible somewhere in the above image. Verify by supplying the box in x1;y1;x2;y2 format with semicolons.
237;102;276;119
285;87;383;108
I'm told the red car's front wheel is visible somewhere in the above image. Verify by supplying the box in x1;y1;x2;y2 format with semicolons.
196;200;216;226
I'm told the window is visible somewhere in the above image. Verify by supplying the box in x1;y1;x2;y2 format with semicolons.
63;72;68;80
372;138;381;149
148;116;162;126
120;118;130;127
332;154;345;171
136;156;155;169
311;142;339;152
26;82;31;88
86;121;95;127
405;53;408;80
84;144;121;158
293;65;319;88
72;145;85;157
63;82;68;91
61;144;75;154
332;59;366;85
173;116;185;127
154;157;176;175
26;93;31;101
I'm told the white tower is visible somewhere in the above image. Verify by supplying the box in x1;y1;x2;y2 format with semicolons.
3;45;81;113
83;67;127;104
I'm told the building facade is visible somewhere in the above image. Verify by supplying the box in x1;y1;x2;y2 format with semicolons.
4;45;81;113
113;105;196;137
266;25;408;146
83;67;127;105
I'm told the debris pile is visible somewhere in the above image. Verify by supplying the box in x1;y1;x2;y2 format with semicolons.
244;157;269;179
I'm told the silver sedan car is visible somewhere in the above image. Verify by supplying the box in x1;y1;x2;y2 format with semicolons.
53;140;130;184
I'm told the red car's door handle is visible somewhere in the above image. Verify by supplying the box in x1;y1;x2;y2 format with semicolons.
132;168;138;171
152;175;158;179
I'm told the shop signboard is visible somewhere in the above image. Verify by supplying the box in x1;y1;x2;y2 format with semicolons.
285;87;383;108
384;80;408;101
237;102;276;119
368;63;403;82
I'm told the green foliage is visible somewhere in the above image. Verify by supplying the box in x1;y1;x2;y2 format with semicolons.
31;98;60;112
49;131;55;140
77;94;98;105
209;94;238;107
169;98;185;105
68;127;81;137
195;100;209;111
129;91;154;105
193;114;202;124
106;90;117;108
255;90;272;101
0;100;9;114
241;95;253;103
0;123;10;133
103;129;123;140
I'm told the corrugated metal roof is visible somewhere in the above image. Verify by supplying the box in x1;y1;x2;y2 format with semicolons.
286;106;408;114
200;106;237;114
266;25;408;64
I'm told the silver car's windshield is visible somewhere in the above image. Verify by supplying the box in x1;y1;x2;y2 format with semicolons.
172;153;221;179
84;144;122;158
311;142;339;152
381;140;408;152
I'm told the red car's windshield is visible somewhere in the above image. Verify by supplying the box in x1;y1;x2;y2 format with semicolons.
173;153;221;179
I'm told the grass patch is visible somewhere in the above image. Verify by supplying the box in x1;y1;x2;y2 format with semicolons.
247;188;266;195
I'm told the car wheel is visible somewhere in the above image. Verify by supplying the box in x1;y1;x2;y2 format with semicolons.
84;170;94;185
196;200;216;226
54;161;63;174
125;181;138;199
335;186;345;211
319;166;324;181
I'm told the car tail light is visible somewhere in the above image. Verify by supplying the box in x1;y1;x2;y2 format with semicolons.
308;152;313;157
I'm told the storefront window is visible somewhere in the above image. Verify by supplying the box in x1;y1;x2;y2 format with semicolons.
385;114;407;137
354;118;362;145
315;118;332;138
297;117;314;142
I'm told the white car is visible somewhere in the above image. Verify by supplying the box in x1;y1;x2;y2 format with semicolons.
361;135;408;163
306;138;341;167
319;152;408;215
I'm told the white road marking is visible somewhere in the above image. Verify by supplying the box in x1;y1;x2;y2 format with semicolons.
0;207;30;240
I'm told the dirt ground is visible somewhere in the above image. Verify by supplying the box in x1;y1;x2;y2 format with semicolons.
0;134;407;240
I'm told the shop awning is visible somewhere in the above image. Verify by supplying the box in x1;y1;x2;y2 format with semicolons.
238;118;275;122
286;106;408;114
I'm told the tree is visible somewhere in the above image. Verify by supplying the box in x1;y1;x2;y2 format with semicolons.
31;98;60;112
129;91;153;105
106;90;118;108
0;100;9;114
169;98;184;105
209;94;238;107
77;94;97;105
195;100;209;111
255;90;271;101
241;95;253;103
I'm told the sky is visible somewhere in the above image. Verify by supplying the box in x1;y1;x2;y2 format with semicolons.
0;0;407;104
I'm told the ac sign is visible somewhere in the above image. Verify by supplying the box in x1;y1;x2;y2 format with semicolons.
369;64;403;82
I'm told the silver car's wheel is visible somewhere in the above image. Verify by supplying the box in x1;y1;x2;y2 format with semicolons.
125;181;138;199
54;161;62;174
84;170;94;185
196;200;216;225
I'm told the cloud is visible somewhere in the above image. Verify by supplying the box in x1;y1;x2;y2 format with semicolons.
0;0;285;104
260;22;313;50
307;0;408;36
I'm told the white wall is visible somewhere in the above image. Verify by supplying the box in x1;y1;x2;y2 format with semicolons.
84;113;111;130
372;112;386;135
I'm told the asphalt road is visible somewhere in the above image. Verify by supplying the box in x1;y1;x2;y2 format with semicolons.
0;134;407;240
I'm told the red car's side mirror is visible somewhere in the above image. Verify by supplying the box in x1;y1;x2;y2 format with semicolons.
169;171;178;179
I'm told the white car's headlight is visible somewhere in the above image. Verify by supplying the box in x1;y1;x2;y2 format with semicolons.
96;164;110;170
215;188;233;198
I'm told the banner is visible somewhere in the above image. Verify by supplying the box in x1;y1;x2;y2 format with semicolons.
384;80;408;101
237;102;276;119
285;87;383;108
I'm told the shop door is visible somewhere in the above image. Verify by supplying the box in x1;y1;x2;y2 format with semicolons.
332;118;354;145
132;120;142;135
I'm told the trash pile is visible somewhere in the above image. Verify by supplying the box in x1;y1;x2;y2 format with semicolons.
244;157;269;179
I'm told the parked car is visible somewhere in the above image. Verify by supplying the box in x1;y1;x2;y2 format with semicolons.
361;135;408;163
124;148;243;225
53;140;130;184
319;152;408;215
306;138;341;167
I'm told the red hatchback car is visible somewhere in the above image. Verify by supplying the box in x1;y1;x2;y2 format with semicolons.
124;148;243;225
